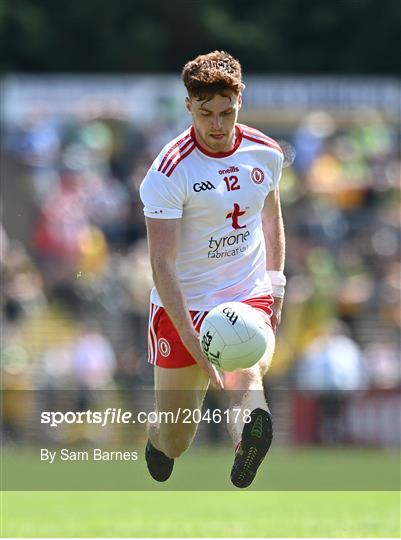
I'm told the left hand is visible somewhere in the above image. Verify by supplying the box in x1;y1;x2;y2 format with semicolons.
270;297;284;333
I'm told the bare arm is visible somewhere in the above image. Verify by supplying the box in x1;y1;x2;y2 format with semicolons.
262;188;286;330
263;188;285;271
145;217;224;388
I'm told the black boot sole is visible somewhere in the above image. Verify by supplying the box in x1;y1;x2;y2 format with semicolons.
145;441;174;482
230;408;273;489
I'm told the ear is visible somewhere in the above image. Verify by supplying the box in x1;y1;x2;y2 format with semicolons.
185;97;192;113
237;93;242;110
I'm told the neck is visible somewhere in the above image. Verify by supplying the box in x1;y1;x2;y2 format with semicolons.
194;126;237;154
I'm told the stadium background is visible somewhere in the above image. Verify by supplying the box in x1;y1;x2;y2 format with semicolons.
1;0;400;537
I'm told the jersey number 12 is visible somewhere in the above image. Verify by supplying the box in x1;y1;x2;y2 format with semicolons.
224;175;240;191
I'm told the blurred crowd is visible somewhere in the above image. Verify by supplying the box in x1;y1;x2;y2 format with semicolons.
1;103;400;399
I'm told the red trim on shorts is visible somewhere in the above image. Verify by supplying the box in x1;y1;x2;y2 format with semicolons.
241;295;274;326
147;295;274;369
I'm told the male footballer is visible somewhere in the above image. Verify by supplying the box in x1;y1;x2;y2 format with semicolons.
140;51;285;488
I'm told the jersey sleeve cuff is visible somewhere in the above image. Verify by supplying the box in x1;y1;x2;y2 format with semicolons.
143;209;182;219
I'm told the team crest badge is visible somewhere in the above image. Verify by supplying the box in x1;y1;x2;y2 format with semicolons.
158;338;171;357
251;168;264;184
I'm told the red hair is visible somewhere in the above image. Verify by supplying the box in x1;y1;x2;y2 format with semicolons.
182;50;244;100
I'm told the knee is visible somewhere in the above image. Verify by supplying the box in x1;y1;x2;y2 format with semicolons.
159;431;193;458
225;367;261;391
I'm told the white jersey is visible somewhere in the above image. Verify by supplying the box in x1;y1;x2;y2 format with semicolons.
140;123;284;310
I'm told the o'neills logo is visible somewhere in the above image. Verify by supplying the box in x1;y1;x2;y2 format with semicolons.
219;166;239;175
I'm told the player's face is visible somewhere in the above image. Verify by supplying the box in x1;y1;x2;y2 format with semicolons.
186;92;241;153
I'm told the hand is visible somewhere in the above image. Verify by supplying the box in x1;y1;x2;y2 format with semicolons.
270;297;284;333
180;329;224;390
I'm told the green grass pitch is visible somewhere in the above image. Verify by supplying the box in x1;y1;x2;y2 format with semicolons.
1;446;400;537
1;490;400;537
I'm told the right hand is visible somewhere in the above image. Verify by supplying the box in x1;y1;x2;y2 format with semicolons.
180;329;224;390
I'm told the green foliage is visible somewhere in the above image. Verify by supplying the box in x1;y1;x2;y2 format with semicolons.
1;0;400;73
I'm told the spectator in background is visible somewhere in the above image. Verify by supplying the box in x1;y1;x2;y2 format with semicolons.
7;109;60;202
293;111;335;177
85;173;132;245
33;168;91;283
70;318;117;417
295;320;366;444
296;320;365;392
363;340;400;389
71;319;116;391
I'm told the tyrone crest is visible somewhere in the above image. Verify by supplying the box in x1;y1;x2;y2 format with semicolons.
158;338;171;357
251;167;264;184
